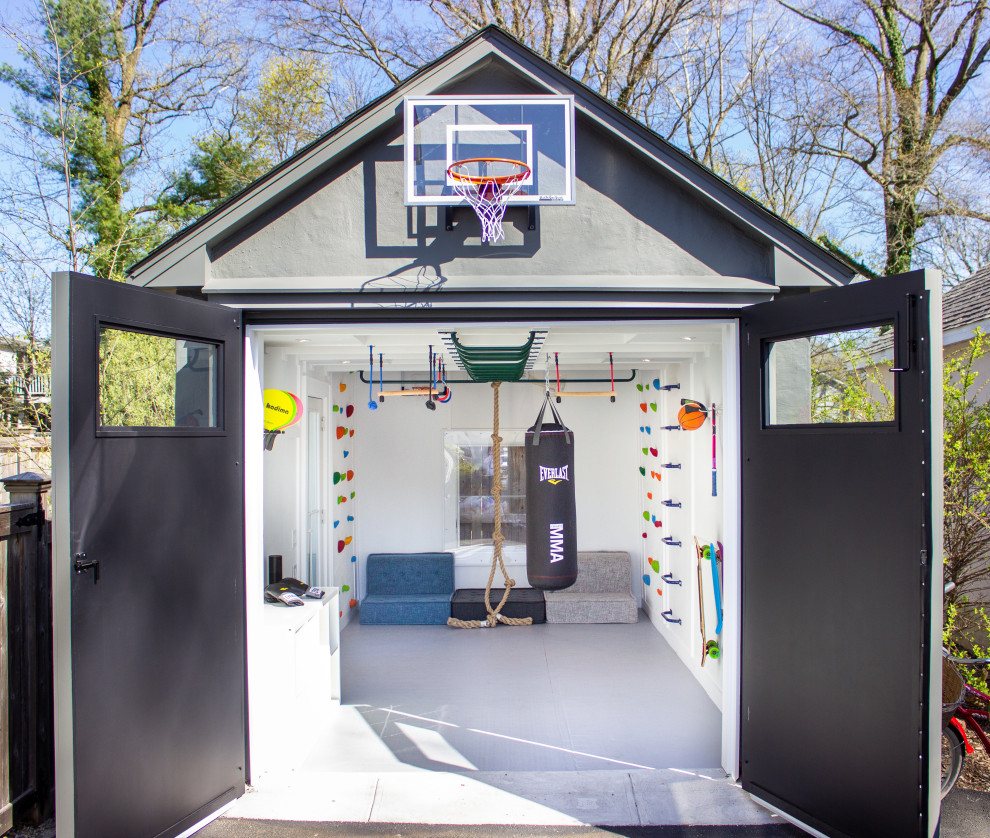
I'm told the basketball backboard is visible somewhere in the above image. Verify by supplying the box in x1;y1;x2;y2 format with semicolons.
404;95;575;206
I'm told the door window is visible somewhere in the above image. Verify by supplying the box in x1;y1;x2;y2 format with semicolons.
764;323;895;426
99;326;220;428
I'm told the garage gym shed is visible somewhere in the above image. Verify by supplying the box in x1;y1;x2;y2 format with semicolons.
51;26;942;838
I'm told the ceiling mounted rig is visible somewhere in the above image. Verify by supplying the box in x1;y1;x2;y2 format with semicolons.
440;330;547;382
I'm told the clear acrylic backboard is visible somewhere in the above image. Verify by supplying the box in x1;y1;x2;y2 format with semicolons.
404;95;576;206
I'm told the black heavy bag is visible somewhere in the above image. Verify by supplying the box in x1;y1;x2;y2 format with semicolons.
525;395;578;590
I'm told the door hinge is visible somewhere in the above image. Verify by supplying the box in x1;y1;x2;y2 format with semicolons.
321;417;326;432
15;510;45;528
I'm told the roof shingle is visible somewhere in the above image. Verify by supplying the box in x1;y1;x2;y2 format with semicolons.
944;265;990;331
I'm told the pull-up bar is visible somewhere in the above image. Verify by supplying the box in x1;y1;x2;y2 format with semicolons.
555;352;616;403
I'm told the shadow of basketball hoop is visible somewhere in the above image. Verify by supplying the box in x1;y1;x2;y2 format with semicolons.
360;268;447;307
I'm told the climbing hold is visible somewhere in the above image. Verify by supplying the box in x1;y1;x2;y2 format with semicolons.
333;472;342;484
342;585;350;592
639;466;646;476
346;404;354;418
647;491;653;499
343;450;350;457
643;511;650;521
640;425;651;434
333;521;340;528
338;495;347;504
349;599;357;608
642;532;648;539
339;382;347;392
650;447;658;457
649;559;660;572
650;403;657;412
347;470;354;481
640;403;648;413
652;378;660;390
642;574;650;585
350;555;357;562
336;426;347;439
350;491;355;499
347;515;354;522
349;429;354;437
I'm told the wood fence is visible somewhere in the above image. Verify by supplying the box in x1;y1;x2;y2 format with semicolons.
0;473;54;833
0;437;50;506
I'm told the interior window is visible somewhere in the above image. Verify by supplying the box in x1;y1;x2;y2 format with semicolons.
443;429;526;550
99;327;219;428
765;324;895;425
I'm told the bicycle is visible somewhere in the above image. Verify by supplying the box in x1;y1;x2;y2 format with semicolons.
941;652;990;797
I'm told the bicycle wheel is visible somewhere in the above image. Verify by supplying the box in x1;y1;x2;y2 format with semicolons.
941;722;966;798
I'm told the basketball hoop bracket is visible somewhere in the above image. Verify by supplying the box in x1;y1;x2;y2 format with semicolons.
444;204;538;235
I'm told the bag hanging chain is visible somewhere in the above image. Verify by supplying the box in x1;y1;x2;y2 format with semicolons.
448;382;533;628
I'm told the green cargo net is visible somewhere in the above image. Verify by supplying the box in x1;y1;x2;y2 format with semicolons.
442;331;546;382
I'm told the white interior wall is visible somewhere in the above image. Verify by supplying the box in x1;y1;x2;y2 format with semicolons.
639;346;726;710
353;375;641;597
330;370;362;629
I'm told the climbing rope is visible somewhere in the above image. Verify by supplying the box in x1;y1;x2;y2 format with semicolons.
447;381;533;629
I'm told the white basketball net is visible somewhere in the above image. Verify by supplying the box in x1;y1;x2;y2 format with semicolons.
448;159;530;243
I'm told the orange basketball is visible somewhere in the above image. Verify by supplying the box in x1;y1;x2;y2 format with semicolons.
677;403;707;430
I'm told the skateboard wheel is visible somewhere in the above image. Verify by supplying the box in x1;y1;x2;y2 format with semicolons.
706;641;720;659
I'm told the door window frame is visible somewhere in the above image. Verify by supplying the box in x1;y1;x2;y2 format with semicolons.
93;317;229;438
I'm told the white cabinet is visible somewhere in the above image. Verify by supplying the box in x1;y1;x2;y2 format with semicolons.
254;589;340;772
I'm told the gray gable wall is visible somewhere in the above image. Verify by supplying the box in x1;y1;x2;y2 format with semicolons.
206;105;771;293
129;31;853;301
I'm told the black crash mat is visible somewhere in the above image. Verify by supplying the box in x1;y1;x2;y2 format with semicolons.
450;587;546;623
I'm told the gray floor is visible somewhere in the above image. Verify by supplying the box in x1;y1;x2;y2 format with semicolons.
219;612;783;828
338;612;722;772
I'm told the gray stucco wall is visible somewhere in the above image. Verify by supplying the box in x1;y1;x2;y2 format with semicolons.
208;111;772;291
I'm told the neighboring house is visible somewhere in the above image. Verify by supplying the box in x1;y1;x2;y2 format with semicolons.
943;264;990;387
0;343;17;377
942;264;990;614
0;338;51;427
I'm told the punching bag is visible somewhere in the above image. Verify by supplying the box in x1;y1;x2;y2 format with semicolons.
525;396;578;590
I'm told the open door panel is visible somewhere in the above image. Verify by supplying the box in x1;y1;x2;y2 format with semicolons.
52;273;246;838
739;271;941;838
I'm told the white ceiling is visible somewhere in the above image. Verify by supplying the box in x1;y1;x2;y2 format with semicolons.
257;321;727;376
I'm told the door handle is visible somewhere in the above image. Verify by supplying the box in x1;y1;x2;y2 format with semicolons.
74;553;100;583
890;293;914;373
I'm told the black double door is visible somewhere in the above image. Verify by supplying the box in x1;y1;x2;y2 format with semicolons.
56;270;938;838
